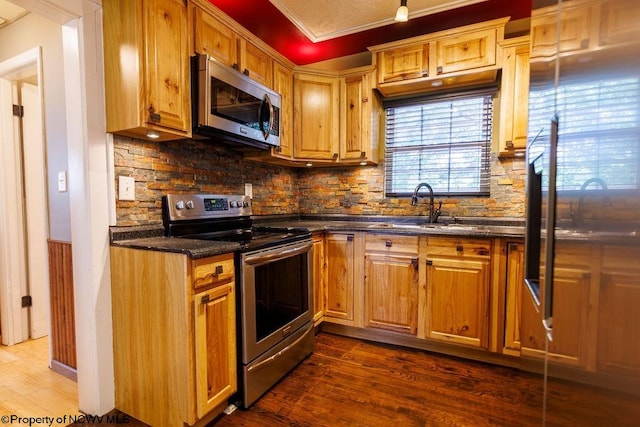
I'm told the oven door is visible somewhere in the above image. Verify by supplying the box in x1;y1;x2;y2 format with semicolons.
239;239;313;364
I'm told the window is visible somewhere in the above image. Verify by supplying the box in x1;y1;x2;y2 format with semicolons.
384;89;495;197
528;74;640;191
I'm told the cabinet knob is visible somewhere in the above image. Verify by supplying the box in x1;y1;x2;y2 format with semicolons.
385;240;392;247
333;153;338;159
243;69;250;76
347;235;354;242
212;265;223;277
456;245;464;252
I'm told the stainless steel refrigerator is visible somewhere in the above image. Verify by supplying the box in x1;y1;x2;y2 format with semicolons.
524;0;640;424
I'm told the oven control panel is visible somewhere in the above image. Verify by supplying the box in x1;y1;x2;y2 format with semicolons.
164;194;251;220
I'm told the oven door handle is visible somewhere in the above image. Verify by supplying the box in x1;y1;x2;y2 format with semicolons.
243;240;312;266
247;327;310;373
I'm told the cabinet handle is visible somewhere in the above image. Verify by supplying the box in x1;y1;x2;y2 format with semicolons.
201;294;210;305
212;265;223;277
506;140;514;148
243;69;250;76
426;260;433;266
411;258;418;267
360;151;366;158
362;97;369;103
232;63;239;70
347;235;354;242
332;153;338;159
478;249;489;256
437;66;443;74
456;245;464;252
385;240;392;247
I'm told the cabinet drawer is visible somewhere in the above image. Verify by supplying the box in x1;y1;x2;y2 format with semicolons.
365;234;419;255
191;253;235;289
377;44;429;83
426;237;491;258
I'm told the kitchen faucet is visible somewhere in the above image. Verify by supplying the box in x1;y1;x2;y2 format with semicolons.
411;182;442;223
574;177;609;227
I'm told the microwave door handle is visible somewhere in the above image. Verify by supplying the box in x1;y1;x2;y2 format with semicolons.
259;93;274;140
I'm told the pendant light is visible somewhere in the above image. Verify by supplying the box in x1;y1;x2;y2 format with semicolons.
395;0;409;22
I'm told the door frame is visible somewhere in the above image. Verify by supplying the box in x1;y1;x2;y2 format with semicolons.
0;47;48;346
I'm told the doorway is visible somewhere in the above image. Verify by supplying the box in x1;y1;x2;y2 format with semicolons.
0;48;51;348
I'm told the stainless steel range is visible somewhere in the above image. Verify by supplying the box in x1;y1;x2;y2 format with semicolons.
162;194;315;408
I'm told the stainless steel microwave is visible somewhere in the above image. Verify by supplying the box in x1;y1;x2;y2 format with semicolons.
192;54;281;149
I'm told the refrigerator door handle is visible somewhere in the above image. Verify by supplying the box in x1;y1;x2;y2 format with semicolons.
542;115;559;341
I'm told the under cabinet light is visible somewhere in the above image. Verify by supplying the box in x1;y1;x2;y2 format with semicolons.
146;129;160;139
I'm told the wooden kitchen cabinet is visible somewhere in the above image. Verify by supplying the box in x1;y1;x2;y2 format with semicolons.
238;38;273;88
498;36;530;157
312;233;326;324
503;242;525;354
426;237;491;348
596;245;640;375
364;234;419;335
293;72;340;162
271;61;294;159
103;0;190;141
369;18;508;97
110;248;236;426
520;242;591;367
434;27;499;75
339;69;381;165
324;233;356;323
376;43;430;84
530;2;593;58
192;5;238;66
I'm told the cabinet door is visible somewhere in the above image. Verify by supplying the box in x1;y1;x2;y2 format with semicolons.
365;253;418;335
272;62;294;158
293;73;340;161
194;282;237;418
504;242;525;353
498;37;530;156
435;28;497;75
239;38;273;88
599;0;640;48
340;74;374;163
520;267;590;366
597;246;640;375
193;6;238;66
427;257;490;348
144;0;190;133
531;5;592;58
377;44;429;83
325;233;354;321
312;233;326;323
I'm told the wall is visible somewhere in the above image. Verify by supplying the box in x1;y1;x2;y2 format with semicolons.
114;134;525;224
298;155;526;218
113;136;299;225
0;12;71;241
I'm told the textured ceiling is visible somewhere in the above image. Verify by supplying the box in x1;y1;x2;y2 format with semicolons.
207;0;531;65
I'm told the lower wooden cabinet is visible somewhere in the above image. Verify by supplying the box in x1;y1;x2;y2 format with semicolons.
520;242;591;367
503;242;525;354
596;245;640;375
426;237;491;348
312;233;326;324
110;247;236;426
364;234;419;335
324;233;356;323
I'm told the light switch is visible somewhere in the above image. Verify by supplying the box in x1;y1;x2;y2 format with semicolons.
244;183;253;198
57;171;67;192
119;176;135;201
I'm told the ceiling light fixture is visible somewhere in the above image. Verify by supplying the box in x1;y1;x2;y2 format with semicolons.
394;0;409;22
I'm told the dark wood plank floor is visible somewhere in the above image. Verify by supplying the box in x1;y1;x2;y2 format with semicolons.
213;333;640;427
72;332;640;426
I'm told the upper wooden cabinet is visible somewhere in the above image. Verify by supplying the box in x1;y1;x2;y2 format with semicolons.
530;3;592;58
339;69;381;165
271;62;294;159
238;38;273;88
192;6;238;67
377;44;430;83
498;36;530;157
103;0;191;141
369;17;508;97
293;72;340;161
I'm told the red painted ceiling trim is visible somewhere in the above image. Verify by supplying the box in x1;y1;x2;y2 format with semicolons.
207;0;531;65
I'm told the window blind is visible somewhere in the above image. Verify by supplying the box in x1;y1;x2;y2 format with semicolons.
384;89;495;197
528;75;640;191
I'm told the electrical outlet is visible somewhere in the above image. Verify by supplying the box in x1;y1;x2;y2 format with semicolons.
118;176;135;201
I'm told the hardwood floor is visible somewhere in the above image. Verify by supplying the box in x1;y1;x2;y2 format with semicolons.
0;337;80;425
212;332;640;427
